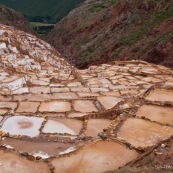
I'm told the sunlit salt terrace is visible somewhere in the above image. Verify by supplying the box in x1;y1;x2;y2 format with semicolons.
0;24;173;172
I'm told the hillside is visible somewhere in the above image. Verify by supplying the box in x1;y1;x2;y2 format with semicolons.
47;0;173;68
0;0;85;22
0;4;34;33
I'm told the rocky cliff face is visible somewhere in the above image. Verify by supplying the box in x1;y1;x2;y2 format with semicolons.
0;4;34;34
47;0;173;68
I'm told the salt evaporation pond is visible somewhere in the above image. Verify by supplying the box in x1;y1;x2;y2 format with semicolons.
1;116;44;137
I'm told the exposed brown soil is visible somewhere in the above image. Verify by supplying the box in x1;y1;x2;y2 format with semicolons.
0;4;35;34
47;0;173;69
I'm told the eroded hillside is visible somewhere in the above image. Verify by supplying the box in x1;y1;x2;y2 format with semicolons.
47;0;173;68
0;4;33;34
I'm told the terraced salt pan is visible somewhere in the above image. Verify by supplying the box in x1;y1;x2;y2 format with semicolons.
0;24;73;75
1;24;173;172
101;91;121;97
52;141;139;173
52;92;78;100
39;101;71;112
30;87;50;94
16;102;40;113
85;119;112;137
139;67;159;74
0;94;12;102
0;77;26;91
42;118;83;135
136;105;173;125
117;118;173;148
31;79;49;86
0;109;9;115
97;96;122;109
77;92;100;98
13;87;29;94
1;138;72;158
1;116;44;137
146;89;173;102
0;72;9;81
13;94;30;101
120;90;139;96
0;150;49;173
27;94;52;102
74;100;98;113
0;102;18;110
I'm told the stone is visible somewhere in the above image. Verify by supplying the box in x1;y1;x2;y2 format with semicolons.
161;144;166;148
21;152;29;157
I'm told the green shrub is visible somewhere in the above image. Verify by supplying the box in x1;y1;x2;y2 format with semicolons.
89;3;106;13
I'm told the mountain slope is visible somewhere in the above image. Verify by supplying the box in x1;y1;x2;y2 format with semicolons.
0;4;34;33
47;0;173;68
0;0;85;22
